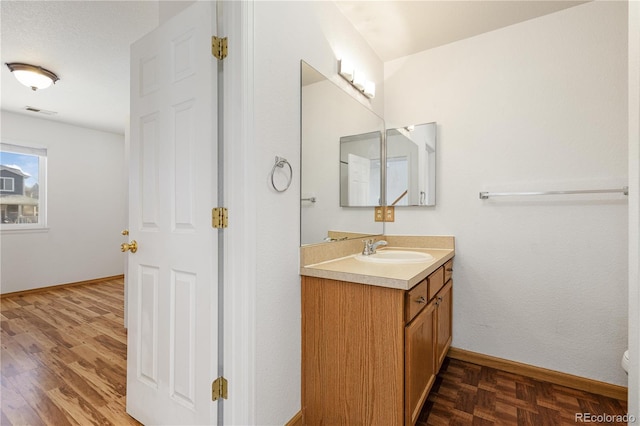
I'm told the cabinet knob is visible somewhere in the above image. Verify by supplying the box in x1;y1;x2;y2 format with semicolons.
446;268;453;272
416;296;426;304
438;296;443;302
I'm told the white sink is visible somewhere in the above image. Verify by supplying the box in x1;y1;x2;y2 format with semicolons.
355;250;434;264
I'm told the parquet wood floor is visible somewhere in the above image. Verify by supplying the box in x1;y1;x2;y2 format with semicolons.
1;280;630;425
419;358;629;426
1;279;140;426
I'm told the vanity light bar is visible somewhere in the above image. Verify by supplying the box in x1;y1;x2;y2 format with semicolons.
338;59;375;99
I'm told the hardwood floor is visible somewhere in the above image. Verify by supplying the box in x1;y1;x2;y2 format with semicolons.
1;279;140;426
1;280;630;425
419;358;629;425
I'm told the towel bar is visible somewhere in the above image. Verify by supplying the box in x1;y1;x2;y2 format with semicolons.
479;186;629;199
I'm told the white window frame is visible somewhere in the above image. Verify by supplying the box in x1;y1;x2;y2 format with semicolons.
1;141;48;232
0;177;15;192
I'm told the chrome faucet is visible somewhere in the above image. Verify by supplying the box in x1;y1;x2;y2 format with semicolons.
362;239;388;255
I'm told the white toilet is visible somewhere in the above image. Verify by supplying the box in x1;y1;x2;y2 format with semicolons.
622;350;629;373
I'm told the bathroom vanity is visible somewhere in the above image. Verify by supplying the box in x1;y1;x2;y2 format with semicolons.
300;236;454;426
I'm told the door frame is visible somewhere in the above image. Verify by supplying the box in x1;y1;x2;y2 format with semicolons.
220;1;257;425
627;0;640;418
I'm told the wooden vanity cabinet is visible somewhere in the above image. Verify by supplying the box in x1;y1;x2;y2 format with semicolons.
301;260;453;426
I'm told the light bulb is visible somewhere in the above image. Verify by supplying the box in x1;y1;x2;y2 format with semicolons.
338;59;354;82
363;81;376;99
352;71;366;91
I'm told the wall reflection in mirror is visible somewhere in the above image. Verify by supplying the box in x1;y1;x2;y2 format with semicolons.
301;61;384;246
386;123;436;206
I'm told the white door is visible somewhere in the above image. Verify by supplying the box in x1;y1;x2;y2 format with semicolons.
126;2;218;424
348;153;371;205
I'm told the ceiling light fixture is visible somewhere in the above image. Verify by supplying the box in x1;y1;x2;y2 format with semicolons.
5;63;60;91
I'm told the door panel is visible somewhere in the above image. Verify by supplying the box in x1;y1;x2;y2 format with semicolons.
173;101;197;229
138;265;159;386
171;270;197;407
126;2;217;424
140;113;160;229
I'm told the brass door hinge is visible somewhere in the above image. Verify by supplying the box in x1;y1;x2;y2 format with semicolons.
212;36;228;60
212;376;228;401
212;207;228;229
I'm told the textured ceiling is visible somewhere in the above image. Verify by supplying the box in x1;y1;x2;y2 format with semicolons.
1;1;158;135
1;1;588;134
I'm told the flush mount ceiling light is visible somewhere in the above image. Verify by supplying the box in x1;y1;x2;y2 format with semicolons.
6;63;59;91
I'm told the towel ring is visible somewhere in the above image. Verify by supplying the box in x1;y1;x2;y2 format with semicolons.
270;156;292;193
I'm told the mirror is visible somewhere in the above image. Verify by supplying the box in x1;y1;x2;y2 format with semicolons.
340;131;383;207
386;123;437;206
301;61;385;245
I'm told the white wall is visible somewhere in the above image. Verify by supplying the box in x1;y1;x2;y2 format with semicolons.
252;2;383;423
384;1;629;386
1;112;126;293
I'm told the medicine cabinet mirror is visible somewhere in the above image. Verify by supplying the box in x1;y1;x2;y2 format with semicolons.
301;61;384;246
386;123;437;206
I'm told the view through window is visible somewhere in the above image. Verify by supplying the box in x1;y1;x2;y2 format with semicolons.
0;142;47;229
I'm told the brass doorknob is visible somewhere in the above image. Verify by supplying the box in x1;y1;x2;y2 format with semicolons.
121;240;138;253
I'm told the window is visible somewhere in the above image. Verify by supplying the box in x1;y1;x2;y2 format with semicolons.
0;142;47;230
0;177;15;192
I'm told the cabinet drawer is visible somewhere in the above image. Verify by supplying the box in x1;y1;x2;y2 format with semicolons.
427;266;445;300
405;279;428;322
444;260;453;283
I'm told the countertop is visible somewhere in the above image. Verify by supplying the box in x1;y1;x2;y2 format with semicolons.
300;246;454;290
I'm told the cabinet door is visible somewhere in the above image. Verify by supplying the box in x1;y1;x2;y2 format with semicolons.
405;301;436;426
436;281;453;371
